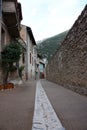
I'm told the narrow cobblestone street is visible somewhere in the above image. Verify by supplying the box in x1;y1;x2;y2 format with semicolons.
0;1;87;130
32;81;65;130
0;80;36;130
0;79;87;130
41;79;87;130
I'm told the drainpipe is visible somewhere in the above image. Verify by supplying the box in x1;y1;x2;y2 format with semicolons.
0;0;2;16
0;0;2;84
0;0;2;55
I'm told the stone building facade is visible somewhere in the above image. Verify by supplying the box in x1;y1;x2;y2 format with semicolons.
20;25;37;80
46;5;87;96
0;0;22;84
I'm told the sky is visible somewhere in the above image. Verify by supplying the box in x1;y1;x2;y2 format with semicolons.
18;0;87;41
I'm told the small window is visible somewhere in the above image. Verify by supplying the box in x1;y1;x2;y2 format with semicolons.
32;57;33;65
30;53;31;64
1;28;5;50
22;53;25;63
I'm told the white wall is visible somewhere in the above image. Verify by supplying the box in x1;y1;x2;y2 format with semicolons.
26;30;36;79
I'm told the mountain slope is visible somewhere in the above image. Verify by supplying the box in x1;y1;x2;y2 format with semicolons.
37;30;68;61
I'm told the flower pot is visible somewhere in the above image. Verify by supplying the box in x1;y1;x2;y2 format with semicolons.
0;85;4;90
4;83;14;89
0;83;14;90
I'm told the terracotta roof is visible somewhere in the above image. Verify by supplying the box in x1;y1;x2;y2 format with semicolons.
27;27;36;45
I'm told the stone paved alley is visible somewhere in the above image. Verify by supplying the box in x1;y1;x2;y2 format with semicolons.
0;79;87;130
32;81;65;130
0;80;36;130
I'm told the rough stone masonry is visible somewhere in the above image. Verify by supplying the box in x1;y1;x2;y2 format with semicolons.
46;5;87;96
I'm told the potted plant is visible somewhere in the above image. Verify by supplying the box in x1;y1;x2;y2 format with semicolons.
1;39;24;89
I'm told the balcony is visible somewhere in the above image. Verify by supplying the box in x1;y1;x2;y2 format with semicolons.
2;0;22;37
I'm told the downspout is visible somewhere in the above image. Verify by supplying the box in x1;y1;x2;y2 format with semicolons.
25;28;29;80
0;0;2;61
0;0;2;84
0;0;2;18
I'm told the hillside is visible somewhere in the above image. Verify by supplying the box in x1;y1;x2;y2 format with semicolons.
37;30;68;61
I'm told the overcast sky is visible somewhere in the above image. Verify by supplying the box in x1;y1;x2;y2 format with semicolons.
18;0;87;41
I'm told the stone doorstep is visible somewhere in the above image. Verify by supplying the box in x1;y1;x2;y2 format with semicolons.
32;81;65;130
9;79;23;85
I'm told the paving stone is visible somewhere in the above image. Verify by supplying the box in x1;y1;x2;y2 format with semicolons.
32;81;65;130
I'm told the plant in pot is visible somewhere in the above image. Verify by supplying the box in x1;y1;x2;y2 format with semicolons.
1;40;24;89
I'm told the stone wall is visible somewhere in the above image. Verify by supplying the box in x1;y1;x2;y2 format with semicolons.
46;5;87;96
2;2;16;13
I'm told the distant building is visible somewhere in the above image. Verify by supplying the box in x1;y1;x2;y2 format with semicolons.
37;54;46;79
20;25;37;80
